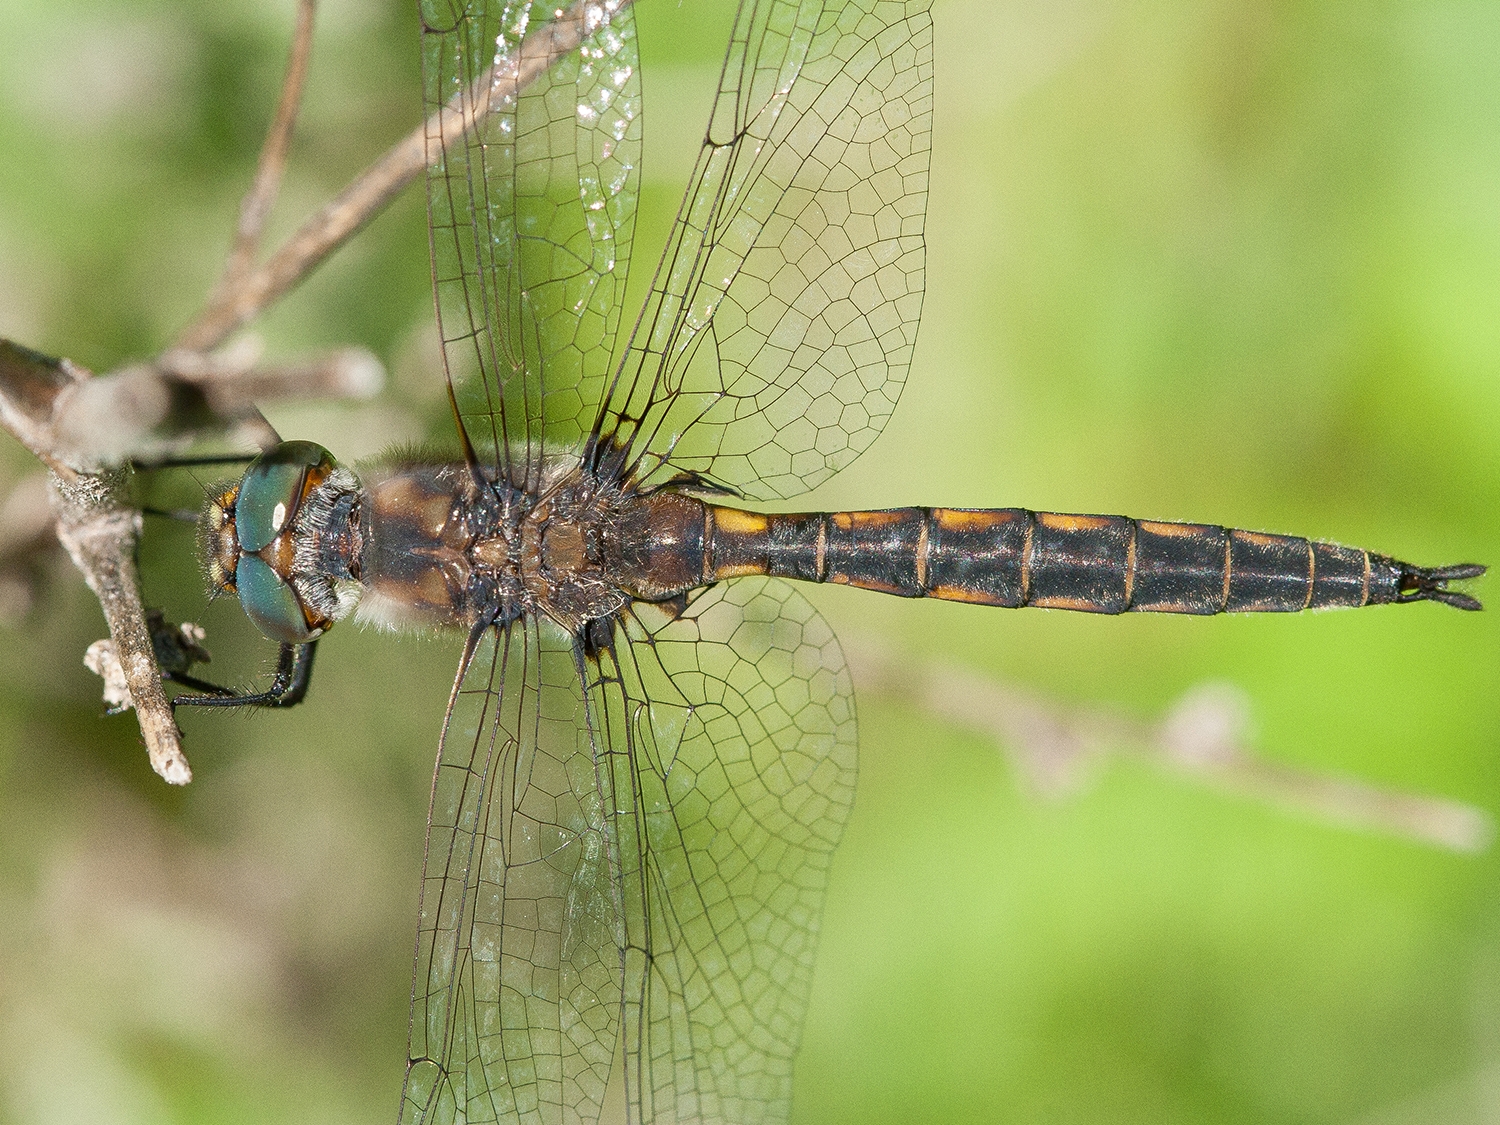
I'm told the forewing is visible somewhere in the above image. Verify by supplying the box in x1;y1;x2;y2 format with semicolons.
601;578;858;1123
596;0;932;500
403;619;625;1125
421;0;641;486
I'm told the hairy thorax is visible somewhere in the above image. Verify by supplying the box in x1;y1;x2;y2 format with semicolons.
352;456;707;636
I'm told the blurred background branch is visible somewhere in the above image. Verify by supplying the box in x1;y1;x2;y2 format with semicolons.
848;633;1492;853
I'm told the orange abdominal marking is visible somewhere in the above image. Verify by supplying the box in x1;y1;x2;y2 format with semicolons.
1020;515;1034;603
712;508;769;535
1031;595;1102;612
933;508;1019;532
915;513;929;590
715;561;768;579
1236;530;1279;547
1139;519;1200;538
1036;512;1114;533
1221;537;1233;610
928;584;1007;606
835;509;906;530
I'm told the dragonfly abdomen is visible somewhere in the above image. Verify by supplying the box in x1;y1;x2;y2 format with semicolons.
703;506;1481;613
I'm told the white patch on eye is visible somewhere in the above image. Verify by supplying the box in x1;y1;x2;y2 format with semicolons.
271;501;287;531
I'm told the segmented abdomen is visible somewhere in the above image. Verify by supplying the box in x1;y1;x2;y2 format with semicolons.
704;507;1399;614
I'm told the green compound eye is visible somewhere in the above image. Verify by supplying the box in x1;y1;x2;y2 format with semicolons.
230;441;335;645
236;554;321;644
235;441;334;553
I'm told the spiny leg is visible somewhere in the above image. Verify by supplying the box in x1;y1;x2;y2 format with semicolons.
171;640;317;709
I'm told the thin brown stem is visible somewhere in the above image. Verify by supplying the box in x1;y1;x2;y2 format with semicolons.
174;0;627;355
208;0;318;306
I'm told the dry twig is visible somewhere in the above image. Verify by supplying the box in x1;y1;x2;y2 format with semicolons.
206;0;319;307
175;0;617;355
0;2;613;783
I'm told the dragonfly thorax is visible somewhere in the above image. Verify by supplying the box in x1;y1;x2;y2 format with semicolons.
209;443;717;645
360;453;715;635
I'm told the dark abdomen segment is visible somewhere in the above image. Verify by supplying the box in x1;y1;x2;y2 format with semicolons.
703;506;1483;613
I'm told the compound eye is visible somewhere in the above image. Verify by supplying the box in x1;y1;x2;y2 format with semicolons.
235;441;334;552
235;555;322;644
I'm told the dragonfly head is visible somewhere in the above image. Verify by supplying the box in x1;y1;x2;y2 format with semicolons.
200;440;362;644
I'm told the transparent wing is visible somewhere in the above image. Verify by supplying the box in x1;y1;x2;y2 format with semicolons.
595;0;932;501
421;0;641;488
402;578;857;1125
601;578;856;1123
403;618;624;1125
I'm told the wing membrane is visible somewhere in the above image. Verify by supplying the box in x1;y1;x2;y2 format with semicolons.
605;579;857;1122
595;0;933;500
410;3;907;1121
421;0;641;487
404;619;623;1125
405;580;857;1125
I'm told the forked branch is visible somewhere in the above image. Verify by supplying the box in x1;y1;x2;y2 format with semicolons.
0;1;612;782
175;0;623;355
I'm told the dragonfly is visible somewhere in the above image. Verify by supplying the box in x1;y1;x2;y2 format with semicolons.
171;1;1484;1122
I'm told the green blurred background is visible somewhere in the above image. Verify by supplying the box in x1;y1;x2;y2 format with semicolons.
1;0;1497;1121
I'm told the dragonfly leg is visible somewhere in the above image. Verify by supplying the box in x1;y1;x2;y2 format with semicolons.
171;640;317;709
132;452;262;472
161;671;239;699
